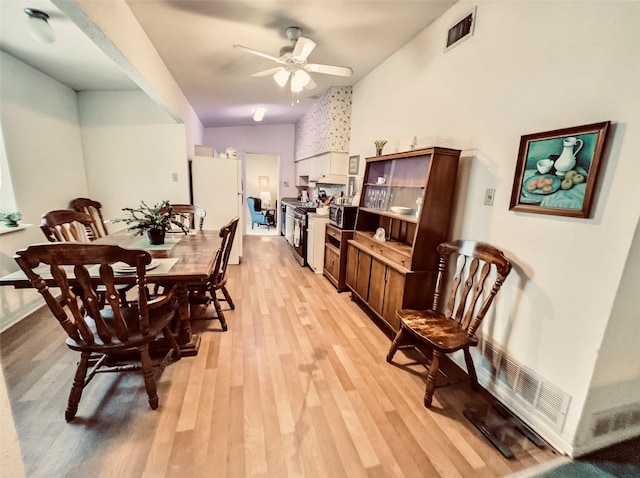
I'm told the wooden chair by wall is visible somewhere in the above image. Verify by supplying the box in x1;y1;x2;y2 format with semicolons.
14;243;181;421
40;210;94;243
190;217;239;331
386;240;512;408
158;204;206;231
70;197;109;240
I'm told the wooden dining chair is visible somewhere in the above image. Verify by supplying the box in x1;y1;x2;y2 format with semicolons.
41;209;131;306
158;204;206;231
40;210;94;243
14;242;181;421
386;240;512;408
70;197;109;239
190;217;239;331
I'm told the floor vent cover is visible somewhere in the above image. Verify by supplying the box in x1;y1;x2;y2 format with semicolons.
478;339;571;432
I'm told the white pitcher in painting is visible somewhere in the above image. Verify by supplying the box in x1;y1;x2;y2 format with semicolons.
554;136;583;176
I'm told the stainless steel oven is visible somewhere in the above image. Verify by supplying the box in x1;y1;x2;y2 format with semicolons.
292;209;305;265
329;204;358;229
292;206;314;266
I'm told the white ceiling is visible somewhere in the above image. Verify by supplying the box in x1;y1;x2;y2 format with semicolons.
0;0;456;127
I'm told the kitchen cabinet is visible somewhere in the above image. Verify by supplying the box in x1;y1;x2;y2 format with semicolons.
307;214;330;273
295;159;310;187
309;152;348;183
323;224;353;291
346;146;461;334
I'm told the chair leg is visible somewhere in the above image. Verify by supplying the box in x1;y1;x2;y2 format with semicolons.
211;291;228;331
139;344;159;410
221;285;235;310
162;326;181;361
66;351;91;421
424;350;442;408
386;327;407;362
463;347;479;391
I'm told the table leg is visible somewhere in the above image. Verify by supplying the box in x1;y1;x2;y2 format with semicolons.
174;283;200;356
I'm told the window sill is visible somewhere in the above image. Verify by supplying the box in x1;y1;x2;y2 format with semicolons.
0;224;33;235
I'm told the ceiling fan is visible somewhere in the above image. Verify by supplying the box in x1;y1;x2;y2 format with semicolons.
234;26;353;100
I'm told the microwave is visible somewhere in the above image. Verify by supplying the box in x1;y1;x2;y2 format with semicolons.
329;204;358;229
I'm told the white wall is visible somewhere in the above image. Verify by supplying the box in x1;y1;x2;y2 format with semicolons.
0;51;89;331
78;91;189;224
349;1;640;454
203;123;297;201
246;153;278;206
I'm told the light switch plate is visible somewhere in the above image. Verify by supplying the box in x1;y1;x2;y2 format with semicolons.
484;188;495;206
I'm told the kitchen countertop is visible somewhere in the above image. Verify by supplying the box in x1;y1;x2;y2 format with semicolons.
308;212;330;219
282;198;317;209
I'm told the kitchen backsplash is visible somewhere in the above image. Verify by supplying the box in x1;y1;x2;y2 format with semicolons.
295;86;352;160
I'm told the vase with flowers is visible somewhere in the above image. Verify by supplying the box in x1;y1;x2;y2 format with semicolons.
114;200;188;245
374;140;388;156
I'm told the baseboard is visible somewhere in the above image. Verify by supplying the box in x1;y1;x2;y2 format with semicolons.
0;299;44;333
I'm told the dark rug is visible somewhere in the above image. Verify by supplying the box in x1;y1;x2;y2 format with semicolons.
535;436;640;477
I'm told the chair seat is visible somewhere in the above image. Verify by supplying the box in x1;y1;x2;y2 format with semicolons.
397;309;478;353
66;301;176;352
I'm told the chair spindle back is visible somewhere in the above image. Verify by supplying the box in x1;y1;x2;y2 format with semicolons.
434;240;512;338
14;243;153;345
41;210;95;243
70;197;109;239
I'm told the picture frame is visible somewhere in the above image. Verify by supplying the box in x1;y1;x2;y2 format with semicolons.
347;176;356;197
348;155;360;175
509;121;610;218
258;176;269;188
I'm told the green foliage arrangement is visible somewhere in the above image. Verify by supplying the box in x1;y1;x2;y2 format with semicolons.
0;211;22;227
114;200;188;236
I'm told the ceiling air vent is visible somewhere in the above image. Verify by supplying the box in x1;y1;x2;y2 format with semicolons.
445;6;477;52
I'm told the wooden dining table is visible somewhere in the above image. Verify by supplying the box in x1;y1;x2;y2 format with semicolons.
0;230;222;356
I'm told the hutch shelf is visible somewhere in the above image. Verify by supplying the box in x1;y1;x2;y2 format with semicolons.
345;146;461;333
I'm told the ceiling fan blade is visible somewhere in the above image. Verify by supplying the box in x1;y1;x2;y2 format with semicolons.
305;63;353;77
234;44;285;64
252;67;284;78
291;36;316;62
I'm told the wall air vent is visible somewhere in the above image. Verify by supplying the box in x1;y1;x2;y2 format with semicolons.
445;6;477;52
477;338;571;433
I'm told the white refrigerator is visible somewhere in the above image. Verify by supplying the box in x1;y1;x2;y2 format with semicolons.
190;156;243;264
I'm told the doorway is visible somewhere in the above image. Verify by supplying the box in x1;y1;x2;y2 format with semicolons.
244;152;280;237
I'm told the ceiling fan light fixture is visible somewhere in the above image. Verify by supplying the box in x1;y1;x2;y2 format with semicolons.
273;69;290;87
253;107;266;122
24;8;56;44
291;70;311;93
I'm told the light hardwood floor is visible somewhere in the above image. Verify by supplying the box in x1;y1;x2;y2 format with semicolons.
1;235;559;477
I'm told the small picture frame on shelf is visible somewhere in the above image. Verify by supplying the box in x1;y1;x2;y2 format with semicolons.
509;121;610;218
348;155;360;175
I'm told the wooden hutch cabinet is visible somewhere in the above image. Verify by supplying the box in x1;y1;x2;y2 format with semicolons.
323;224;354;291
345;147;461;334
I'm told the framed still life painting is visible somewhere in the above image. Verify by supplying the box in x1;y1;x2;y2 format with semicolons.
509;121;610;218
